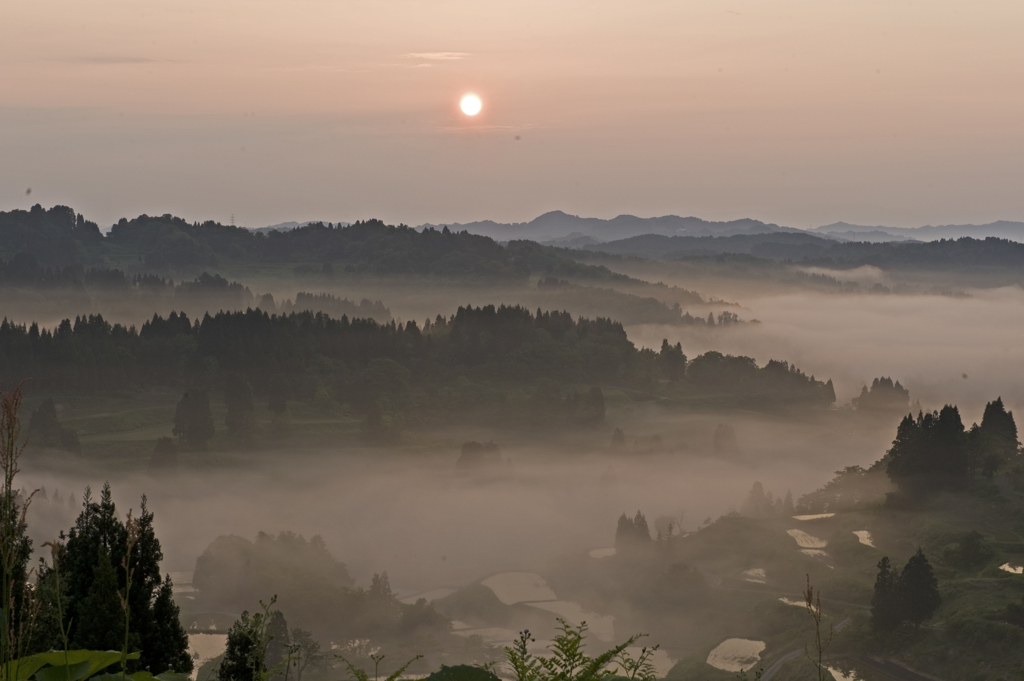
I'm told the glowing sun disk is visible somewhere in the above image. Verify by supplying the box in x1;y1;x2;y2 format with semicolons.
460;94;482;116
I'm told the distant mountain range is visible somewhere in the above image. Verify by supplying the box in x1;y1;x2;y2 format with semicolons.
412;211;1024;245
417;211;804;243
814;221;1024;243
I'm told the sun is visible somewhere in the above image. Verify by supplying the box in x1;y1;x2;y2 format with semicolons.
460;94;482;116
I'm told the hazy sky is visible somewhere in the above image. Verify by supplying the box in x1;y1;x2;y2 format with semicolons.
2;0;1023;229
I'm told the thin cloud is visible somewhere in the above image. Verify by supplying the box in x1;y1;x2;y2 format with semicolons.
403;52;470;61
55;56;161;64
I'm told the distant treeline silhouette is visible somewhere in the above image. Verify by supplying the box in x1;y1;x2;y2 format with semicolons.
0;305;834;414
0;204;634;283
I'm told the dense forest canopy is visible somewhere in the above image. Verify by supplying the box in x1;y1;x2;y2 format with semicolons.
0;307;834;421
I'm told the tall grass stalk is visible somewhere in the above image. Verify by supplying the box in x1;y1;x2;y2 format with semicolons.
0;384;36;680
803;574;833;681
119;511;141;680
42;541;71;681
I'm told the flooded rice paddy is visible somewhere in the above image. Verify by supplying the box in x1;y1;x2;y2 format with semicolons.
187;633;228;680
481;572;557;604
786;529;828;549
741;568;766;584
852;531;874;547
705;638;765;673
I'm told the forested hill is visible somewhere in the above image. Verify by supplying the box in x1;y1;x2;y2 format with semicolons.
0;204;628;283
587;231;1024;272
0;306;835;422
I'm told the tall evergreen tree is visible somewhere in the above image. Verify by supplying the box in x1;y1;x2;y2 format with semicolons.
886;406;970;493
148;576;194;674
871;556;902;634
899;549;941;628
977;397;1020;477
73;547;124;652
658;340;687;382
60;485;190;671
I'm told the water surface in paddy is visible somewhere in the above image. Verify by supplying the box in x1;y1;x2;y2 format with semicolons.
786;529;827;549
481;572;557;604
705;638;765;673
741;568;766;584
853;531;874;547
188;633;228;681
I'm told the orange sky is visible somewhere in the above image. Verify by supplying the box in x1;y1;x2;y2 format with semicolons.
2;0;1023;228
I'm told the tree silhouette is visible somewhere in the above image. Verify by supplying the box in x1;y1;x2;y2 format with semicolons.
899;549;941;628
886;405;969;493
73;547;123;652
870;556;901;634
148;575;194;673
976;397;1020;477
173;390;215;447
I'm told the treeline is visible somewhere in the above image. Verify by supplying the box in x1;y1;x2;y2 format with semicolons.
589;229;1024;273
536;277;735;327
0;252;170;289
2;306;835;435
886;398;1021;491
852;376;910;412
795;397;1021;513
278;292;392;323
0;205;633;284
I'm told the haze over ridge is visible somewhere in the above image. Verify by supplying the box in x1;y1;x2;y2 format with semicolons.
414;210;1024;244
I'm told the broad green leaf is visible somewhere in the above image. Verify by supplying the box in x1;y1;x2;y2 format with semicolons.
34;661;93;681
91;668;139;681
126;671;191;681
2;650;139;681
154;673;191;681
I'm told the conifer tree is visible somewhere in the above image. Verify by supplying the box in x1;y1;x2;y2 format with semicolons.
977;397;1020;477
899;549;941;628
871;556;902;633
615;510;651;551
60;485;190;671
74;548;123;651
147;576;194;674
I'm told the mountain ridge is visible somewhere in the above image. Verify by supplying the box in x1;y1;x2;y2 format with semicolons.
415;212;1024;244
